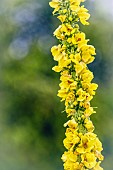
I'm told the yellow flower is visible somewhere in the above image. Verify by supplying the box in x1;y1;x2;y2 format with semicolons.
64;118;78;129
80;44;96;63
82;82;90;90
84;107;95;117
51;45;64;61
61;150;83;170
70;81;77;91
70;53;81;64
76;134;95;153
60;70;72;81
81;44;96;53
82;82;98;96
75;62;86;74
65;91;76;109
81;153;97;169
63;24;73;36
61;150;77;162
57;15;67;23
88;83;98;95
70;0;85;11
49;0;59;8
70;0;80;11
94;138;103;152
63;138;73;150
93;161;103;170
59;57;71;69
77;6;90;25
66;108;76;117
86;132;97;140
60;76;77;92
73;32;89;50
95;151;104;161
52;65;62;72
82;53;95;64
77;90;86;102
60;79;73;90
81;69;94;83
63;129;80;150
49;0;60;14
84;118;94;132
54;24;74;39
77;88;88;102
57;89;68;101
82;101;90;109
54;25;65;40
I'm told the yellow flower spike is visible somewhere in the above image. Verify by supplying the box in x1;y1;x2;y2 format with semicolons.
49;0;104;169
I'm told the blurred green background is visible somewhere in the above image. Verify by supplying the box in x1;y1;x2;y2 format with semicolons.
0;0;113;169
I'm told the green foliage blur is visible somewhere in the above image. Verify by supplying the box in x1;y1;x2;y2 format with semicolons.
0;0;113;169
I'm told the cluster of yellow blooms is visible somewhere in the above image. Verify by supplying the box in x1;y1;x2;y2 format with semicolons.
49;0;104;169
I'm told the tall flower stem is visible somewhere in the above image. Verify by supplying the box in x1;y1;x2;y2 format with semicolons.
49;0;104;169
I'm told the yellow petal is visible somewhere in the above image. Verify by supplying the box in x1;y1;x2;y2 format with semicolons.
57;15;66;23
49;1;59;8
52;66;62;72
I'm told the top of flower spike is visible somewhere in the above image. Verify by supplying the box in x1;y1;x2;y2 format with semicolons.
49;0;90;25
49;0;85;8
